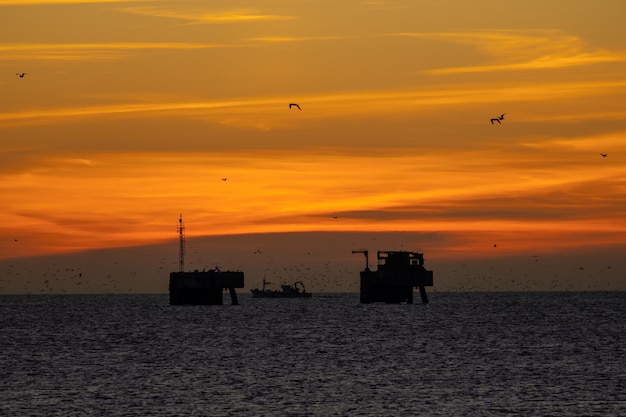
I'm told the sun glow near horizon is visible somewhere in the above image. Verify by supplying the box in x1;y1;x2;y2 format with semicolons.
2;144;626;259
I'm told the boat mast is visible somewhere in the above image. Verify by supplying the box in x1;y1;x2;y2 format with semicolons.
178;214;185;272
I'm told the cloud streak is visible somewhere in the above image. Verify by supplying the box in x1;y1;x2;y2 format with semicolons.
429;52;626;75
1;79;625;127
390;30;626;74
245;36;350;43
0;42;239;61
2;147;625;260
0;0;142;4
119;6;297;24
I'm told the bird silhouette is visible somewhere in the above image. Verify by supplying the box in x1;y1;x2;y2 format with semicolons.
221;178;227;181
16;73;28;78
490;113;505;124
289;103;301;110
600;153;607;157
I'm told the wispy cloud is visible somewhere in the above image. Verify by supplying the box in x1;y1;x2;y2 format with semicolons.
246;36;350;43
430;52;626;75
119;6;297;24
389;30;626;74
2;79;626;127
520;131;626;153
0;97;287;127
3;148;625;255
0;42;240;61
524;110;626;123
361;1;410;10
0;0;143;4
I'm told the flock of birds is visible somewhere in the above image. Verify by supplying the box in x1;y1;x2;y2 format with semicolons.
0;263;135;294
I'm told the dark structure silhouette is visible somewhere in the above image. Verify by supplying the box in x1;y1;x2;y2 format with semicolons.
169;269;244;305
168;215;244;305
353;250;433;304
251;278;312;298
289;103;301;110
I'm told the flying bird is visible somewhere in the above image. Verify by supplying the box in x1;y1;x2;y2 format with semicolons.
600;153;607;157
289;103;301;110
16;73;28;78
221;178;227;181
490;113;506;124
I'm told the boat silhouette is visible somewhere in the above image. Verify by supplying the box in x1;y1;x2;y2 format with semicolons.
251;278;312;298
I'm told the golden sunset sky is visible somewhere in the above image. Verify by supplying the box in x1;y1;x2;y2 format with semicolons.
1;0;625;293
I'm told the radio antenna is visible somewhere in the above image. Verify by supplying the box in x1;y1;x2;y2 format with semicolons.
178;214;185;272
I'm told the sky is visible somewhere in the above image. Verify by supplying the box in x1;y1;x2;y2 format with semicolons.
1;0;626;294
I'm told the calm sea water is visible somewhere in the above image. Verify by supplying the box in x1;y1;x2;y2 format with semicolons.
1;292;624;416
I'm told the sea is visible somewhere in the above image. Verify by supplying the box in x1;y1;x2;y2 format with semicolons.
1;292;624;417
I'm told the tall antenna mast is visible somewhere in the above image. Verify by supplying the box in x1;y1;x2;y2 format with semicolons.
178;214;185;272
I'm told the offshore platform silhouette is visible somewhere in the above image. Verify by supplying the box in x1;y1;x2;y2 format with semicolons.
169;215;244;305
353;250;433;304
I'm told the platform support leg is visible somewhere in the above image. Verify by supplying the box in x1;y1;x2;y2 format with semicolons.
228;287;239;305
418;285;429;304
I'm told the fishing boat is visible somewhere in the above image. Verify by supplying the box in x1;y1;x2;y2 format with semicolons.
251;279;312;298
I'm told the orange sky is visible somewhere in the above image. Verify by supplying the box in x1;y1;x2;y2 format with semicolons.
1;0;626;292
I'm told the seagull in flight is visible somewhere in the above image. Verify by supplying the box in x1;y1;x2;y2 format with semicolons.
16;73;28;78
490;113;506;124
289;103;301;110
600;153;607;157
221;178;227;181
